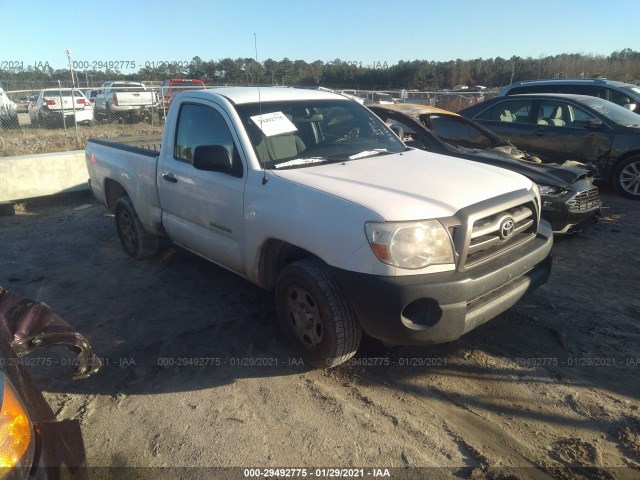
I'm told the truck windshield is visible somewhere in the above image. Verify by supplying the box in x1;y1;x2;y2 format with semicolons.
234;99;405;169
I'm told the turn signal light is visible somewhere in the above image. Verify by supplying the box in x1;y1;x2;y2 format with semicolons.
0;373;35;474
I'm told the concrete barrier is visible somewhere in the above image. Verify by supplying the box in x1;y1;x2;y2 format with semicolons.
0;150;89;202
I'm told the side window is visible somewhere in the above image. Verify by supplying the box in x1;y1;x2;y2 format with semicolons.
566;85;600;96
383;116;431;150
536;100;569;126
174;103;242;175
566;104;598;128
424;114;493;149
476;100;533;124
509;85;555;94
607;88;634;108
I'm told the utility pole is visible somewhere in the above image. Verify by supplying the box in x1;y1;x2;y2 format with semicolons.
65;49;80;143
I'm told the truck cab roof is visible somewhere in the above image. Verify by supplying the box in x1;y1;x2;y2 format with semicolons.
184;86;348;105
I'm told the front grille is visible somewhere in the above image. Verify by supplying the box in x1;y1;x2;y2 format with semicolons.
463;202;537;269
567;187;601;212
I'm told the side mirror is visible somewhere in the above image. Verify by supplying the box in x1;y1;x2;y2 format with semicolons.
587;119;604;130
192;145;233;172
623;103;637;112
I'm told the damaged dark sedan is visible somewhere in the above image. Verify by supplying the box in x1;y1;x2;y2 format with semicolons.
458;93;640;200
370;103;601;233
0;287;100;480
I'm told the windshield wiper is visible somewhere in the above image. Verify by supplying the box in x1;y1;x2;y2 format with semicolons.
348;149;389;160
274;157;331;169
274;149;392;169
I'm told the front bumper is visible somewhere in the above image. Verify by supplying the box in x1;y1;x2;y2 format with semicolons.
40;109;93;123
331;220;553;345
541;183;601;234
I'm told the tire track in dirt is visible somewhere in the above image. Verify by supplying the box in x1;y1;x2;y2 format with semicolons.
303;368;556;477
306;367;558;478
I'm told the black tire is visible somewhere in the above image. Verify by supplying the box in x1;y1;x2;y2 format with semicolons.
0;201;15;217
114;196;159;258
613;156;640;200
275;258;361;368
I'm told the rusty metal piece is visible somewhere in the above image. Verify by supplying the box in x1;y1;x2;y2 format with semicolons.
0;287;101;379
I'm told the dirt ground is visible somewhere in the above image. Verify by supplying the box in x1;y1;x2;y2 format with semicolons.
1;188;639;479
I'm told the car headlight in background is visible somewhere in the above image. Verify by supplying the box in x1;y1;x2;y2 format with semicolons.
538;184;568;196
0;373;35;476
365;220;454;269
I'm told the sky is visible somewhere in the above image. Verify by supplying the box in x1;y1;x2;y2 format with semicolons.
1;0;638;72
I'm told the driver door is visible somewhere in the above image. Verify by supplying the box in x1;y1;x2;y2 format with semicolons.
157;100;247;274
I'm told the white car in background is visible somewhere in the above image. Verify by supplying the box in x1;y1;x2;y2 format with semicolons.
0;87;18;128
29;88;94;127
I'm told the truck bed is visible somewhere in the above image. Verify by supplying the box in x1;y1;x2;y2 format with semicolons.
88;135;162;156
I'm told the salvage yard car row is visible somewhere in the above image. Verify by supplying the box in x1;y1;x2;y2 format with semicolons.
1;79;208;128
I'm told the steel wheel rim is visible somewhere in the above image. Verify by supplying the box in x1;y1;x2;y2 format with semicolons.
118;209;137;252
286;285;323;349
620;160;640;196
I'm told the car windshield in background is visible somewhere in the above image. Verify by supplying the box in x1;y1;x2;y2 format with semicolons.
234;99;405;169
583;97;640;125
425;114;501;150
43;90;82;97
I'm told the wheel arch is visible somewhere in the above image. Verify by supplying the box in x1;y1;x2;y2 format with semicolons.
256;239;318;290
611;151;640;198
104;178;128;212
612;149;640;171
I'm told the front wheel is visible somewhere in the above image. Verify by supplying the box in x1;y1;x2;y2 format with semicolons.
275;259;361;368
114;196;160;258
613;156;640;200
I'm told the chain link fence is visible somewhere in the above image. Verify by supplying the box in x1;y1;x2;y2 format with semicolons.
0;81;497;157
334;88;498;111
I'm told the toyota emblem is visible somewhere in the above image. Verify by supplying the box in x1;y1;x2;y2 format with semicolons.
499;217;515;240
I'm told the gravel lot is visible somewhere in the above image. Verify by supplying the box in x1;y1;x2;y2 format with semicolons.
1;189;639;479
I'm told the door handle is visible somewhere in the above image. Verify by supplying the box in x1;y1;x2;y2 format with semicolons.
162;172;178;183
533;128;548;136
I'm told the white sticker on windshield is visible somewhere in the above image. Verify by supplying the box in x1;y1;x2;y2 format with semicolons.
250;112;298;137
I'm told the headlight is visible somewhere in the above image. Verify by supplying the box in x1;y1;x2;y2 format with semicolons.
365;220;454;269
538;184;567;196
0;373;35;474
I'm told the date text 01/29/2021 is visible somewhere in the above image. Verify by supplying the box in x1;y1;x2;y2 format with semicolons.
243;468;391;477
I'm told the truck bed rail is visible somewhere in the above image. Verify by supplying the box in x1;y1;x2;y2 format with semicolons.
88;136;162;157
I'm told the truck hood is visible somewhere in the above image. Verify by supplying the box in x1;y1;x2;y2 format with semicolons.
271;149;533;220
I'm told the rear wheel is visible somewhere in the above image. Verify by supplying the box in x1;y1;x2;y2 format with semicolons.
275;258;361;368
613;156;640;200
114;196;159;258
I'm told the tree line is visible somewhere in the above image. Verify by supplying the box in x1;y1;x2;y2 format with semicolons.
2;49;639;92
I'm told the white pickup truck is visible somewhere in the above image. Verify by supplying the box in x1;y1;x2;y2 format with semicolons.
94;80;157;123
85;87;553;368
